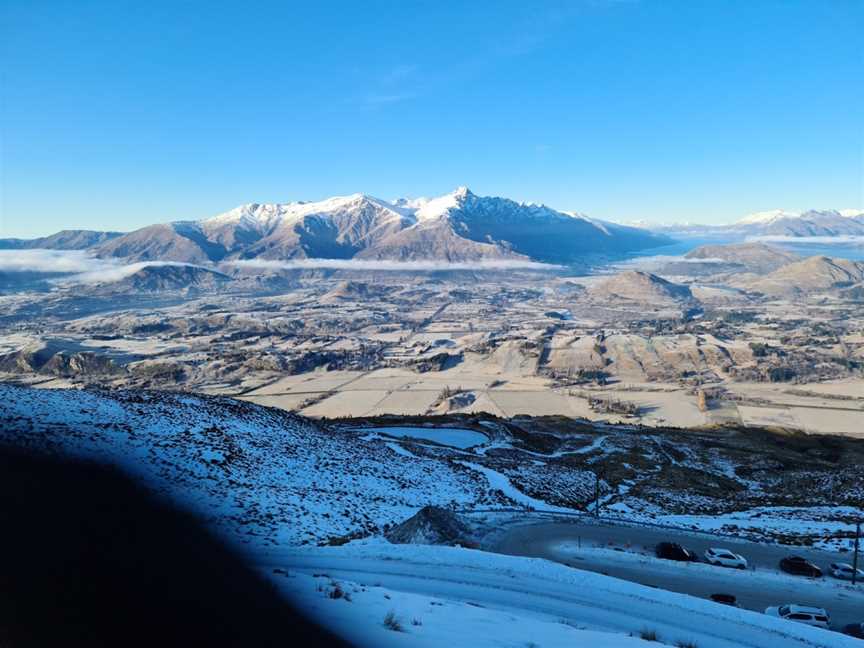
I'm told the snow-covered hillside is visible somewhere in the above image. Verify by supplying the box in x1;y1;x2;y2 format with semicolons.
0;385;501;545
2;385;861;548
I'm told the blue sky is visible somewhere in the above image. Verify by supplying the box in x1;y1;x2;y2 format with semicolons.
2;0;862;237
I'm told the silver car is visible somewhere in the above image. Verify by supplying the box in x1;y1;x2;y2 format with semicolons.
829;562;864;581
765;604;830;629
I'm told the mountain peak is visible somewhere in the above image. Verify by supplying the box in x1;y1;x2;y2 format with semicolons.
736;209;800;225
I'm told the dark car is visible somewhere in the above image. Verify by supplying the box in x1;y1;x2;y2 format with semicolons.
709;593;739;607
779;556;823;578
842;622;864;639
655;542;697;562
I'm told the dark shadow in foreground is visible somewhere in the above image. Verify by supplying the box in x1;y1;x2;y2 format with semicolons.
0;444;347;648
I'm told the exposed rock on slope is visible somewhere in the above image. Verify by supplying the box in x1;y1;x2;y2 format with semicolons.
385;506;475;546
0;344;120;377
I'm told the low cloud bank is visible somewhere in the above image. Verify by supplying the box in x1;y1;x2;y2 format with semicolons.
748;235;864;245
227;258;561;272
613;254;726;271
59;261;212;285
0;249;560;287
0;249;105;274
0;249;212;285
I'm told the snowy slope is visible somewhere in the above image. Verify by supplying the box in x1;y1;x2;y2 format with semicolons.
262;540;861;648
0;385;500;545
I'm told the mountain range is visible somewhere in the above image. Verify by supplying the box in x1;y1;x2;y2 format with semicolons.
645;209;864;237
0;229;122;250
4;188;668;265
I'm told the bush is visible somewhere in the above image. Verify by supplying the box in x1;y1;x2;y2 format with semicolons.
383;611;404;632
640;629;659;641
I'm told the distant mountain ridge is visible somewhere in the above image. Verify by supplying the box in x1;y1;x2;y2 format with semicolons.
10;188;669;265
684;242;799;273
643;209;864;237
741;256;864;297
0;230;123;250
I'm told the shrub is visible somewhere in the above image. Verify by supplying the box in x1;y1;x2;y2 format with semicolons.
383;611;404;632
640;629;659;641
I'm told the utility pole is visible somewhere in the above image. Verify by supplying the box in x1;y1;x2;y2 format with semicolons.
593;470;602;518
853;521;861;586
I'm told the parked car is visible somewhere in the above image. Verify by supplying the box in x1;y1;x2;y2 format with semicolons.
779;556;822;577
655;542;697;562
709;593;739;607
842;622;864;639
704;548;748;569
765;604;830;629
829;562;864;581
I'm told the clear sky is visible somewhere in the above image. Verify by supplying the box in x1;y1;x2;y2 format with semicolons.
2;1;862;237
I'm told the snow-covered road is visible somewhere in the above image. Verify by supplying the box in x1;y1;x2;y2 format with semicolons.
489;519;864;629
255;542;861;648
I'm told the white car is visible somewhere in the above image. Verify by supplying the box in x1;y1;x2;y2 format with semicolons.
704;547;747;569
765;604;830;629
830;562;864;581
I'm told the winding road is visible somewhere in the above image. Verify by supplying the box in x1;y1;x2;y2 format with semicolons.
487;518;864;631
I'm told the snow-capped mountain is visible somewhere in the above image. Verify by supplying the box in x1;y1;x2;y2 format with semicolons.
736;209;802;226
639;208;864;238
22;188;669;265
733;209;864;236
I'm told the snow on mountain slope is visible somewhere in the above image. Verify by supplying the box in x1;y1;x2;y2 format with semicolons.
737;209;801;225
369;187;666;263
638;209;864;238
838;209;864;219
262;540;860;648
59;187;669;264
0;385;498;545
